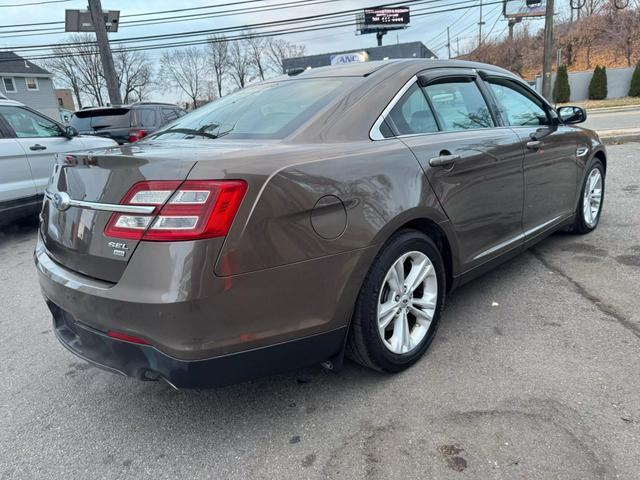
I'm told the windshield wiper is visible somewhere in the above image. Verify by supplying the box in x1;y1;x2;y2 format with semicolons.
151;128;221;139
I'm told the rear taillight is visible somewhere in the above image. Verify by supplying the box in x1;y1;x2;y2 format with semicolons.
104;180;247;241
108;330;149;345
128;129;148;143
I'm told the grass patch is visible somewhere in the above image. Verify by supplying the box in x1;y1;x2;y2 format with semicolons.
557;97;640;110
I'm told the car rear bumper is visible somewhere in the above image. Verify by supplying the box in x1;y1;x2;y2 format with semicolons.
48;300;346;389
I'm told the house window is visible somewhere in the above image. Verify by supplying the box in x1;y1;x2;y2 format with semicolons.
3;77;16;93
26;78;39;91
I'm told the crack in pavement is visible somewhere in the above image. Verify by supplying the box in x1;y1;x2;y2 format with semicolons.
530;248;640;340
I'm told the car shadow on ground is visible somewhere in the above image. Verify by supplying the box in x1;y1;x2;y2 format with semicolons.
0;216;39;248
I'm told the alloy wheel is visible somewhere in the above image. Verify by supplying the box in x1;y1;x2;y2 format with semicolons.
583;168;603;228
377;251;438;354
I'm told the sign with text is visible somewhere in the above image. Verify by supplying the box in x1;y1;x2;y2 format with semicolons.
358;7;410;34
330;51;369;65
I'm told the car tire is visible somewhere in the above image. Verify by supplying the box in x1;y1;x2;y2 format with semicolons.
346;229;446;373
569;159;605;235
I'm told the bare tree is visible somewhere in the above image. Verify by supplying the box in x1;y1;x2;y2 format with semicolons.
113;47;154;103
207;35;229;97
159;47;210;109
227;40;252;89
243;31;268;80
47;34;106;107
46;47;85;109
265;38;306;74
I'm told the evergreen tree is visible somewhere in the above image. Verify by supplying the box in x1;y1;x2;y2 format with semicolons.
629;62;640;97
588;65;608;100
553;65;571;103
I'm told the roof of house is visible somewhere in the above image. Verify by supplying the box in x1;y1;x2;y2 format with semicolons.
0;51;51;76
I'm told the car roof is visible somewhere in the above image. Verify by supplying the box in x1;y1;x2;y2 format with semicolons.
291;58;519;80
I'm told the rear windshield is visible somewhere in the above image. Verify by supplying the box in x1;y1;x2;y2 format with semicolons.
70;108;131;130
149;78;351;140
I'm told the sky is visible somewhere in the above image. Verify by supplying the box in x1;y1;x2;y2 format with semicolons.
0;0;546;104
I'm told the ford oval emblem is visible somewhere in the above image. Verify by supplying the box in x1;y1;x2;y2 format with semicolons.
52;192;71;212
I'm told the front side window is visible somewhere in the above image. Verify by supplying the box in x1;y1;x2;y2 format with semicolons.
424;80;494;131
387;83;438;136
487;79;550;127
149;78;351;140
3;77;16;93
26;78;39;91
0;106;62;138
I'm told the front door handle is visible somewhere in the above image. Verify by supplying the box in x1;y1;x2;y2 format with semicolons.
29;144;47;151
429;154;460;167
526;140;543;150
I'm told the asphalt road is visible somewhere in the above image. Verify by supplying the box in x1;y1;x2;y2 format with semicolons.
1;143;639;480
584;107;640;132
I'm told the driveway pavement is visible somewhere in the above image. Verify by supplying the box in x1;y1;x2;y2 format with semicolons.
0;144;638;480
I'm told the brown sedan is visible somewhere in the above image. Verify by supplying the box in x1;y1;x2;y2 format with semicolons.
36;59;606;388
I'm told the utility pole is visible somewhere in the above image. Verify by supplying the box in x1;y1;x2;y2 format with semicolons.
456;37;460;57
447;27;451;59
478;0;485;47
87;0;122;105
541;0;555;101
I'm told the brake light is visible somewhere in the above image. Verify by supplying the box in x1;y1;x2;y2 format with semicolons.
104;180;247;241
128;129;147;143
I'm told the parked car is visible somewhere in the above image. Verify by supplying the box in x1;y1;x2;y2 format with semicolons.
36;60;606;388
69;102;186;144
0;98;117;223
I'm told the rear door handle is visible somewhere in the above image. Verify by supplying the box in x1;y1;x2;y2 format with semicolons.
429;154;460;167
526;140;543;150
29;144;47;151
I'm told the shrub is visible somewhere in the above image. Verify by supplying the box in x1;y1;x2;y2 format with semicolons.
629;62;640;97
553;65;571;103
588;65;608;100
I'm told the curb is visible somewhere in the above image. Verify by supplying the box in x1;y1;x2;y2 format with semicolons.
599;132;640;145
586;105;640;114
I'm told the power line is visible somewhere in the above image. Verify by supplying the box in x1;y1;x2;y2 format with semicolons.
4;0;502;50
0;0;348;37
0;0;440;46
1;0;518;62
0;0;70;7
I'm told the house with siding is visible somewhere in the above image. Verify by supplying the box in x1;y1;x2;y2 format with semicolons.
0;51;59;119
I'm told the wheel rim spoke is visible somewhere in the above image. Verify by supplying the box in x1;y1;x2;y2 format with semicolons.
378;301;398;331
405;258;432;293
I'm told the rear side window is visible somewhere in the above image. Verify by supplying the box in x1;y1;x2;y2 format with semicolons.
387;83;438;136
424;80;494;131
134;108;157;127
162;107;180;122
487;79;550;127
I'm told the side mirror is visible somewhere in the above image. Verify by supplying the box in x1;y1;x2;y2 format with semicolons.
557;106;587;124
65;125;79;138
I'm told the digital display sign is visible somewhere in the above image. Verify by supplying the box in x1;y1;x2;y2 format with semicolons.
361;7;410;31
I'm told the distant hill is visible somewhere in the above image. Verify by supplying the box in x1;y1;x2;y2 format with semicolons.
462;5;640;80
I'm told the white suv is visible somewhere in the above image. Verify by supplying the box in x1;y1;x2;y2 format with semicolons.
0;98;117;223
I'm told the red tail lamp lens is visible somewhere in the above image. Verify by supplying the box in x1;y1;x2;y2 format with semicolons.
104;180;247;241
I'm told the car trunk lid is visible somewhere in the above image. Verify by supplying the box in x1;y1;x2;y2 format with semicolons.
41;144;197;283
